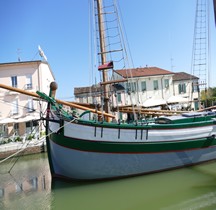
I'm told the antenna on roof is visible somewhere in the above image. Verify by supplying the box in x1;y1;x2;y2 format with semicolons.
17;48;21;62
38;45;48;61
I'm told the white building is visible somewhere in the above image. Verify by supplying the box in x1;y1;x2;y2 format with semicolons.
0;60;55;139
172;72;199;110
74;66;200;120
112;67;175;106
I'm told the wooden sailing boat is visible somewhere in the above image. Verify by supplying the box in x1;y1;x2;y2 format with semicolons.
42;0;216;181
1;0;216;181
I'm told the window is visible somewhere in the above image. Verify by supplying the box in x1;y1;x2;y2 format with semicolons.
0;125;7;137
117;93;121;103
11;76;17;88
26;75;32;89
164;79;169;89
27;98;34;112
26;121;32;134
26;121;38;134
141;81;146;91
153;80;159;90
14;123;19;135
178;83;186;94
126;83;130;92
79;97;83;103
127;82;137;92
192;82;199;93
131;82;136;92
11;99;18;115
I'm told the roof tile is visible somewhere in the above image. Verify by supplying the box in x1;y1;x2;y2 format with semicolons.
114;67;174;78
173;72;199;81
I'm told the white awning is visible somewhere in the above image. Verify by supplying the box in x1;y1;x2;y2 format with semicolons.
15;115;39;123
0;114;41;124
167;95;189;104
0;118;16;124
143;98;167;107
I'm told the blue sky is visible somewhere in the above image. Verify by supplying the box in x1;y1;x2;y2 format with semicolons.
0;0;216;99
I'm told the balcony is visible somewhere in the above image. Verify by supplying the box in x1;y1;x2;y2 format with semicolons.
5;90;19;96
24;84;33;90
0;90;6;97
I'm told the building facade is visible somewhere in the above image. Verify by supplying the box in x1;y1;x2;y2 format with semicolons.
172;72;199;110
74;66;200;120
112;67;175;107
0;60;55;139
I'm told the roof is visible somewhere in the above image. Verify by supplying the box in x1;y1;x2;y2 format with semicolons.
74;67;199;96
0;60;55;80
74;85;102;95
114;67;174;78
0;60;44;66
173;72;199;81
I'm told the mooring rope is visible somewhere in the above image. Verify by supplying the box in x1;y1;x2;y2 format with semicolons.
0;116;78;166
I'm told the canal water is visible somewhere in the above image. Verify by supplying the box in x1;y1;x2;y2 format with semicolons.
1;153;216;210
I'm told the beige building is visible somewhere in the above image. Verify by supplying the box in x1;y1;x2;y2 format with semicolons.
0;60;55;139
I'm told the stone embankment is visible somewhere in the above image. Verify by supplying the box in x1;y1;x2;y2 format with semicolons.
0;139;46;159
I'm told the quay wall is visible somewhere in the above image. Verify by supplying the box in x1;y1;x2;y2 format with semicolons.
0;140;46;160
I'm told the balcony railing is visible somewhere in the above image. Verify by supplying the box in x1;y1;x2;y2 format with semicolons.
25;84;33;90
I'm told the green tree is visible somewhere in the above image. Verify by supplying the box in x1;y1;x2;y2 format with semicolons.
201;87;216;107
210;87;216;97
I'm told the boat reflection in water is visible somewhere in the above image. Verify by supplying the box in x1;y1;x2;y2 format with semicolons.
1;153;216;210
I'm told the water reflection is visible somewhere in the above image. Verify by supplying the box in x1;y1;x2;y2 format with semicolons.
51;162;216;210
0;153;51;210
1;153;216;210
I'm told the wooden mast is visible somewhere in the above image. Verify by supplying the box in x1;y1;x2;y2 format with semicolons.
96;0;110;121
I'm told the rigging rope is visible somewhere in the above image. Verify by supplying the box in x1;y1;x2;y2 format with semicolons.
0;112;78;171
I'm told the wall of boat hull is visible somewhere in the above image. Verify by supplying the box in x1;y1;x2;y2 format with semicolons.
48;139;216;180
